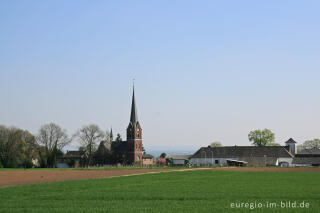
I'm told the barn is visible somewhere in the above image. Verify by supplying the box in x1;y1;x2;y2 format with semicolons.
190;138;320;167
190;146;293;166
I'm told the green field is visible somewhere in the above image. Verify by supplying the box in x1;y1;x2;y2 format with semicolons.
0;170;319;213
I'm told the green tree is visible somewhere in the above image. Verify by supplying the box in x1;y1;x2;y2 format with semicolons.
248;129;275;146
134;160;142;166
20;130;38;168
38;146;48;168
0;126;23;168
0;126;38;168
303;139;320;149
266;142;281;146
160;153;166;158
210;141;222;147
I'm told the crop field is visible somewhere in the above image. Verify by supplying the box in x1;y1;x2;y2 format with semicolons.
0;170;319;213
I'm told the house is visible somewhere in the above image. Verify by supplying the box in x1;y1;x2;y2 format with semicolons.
142;154;154;166
156;157;166;166
57;150;87;168
166;155;192;165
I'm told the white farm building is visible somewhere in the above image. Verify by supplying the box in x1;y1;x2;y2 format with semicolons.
190;138;320;167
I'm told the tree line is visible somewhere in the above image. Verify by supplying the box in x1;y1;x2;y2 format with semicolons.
0;123;121;168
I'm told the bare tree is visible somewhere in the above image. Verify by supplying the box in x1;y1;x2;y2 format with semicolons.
75;124;105;167
36;123;71;168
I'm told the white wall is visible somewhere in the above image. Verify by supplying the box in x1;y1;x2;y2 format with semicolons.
173;159;185;165
190;158;236;166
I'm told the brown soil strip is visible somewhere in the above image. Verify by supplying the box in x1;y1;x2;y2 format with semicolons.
0;167;319;188
0;169;169;188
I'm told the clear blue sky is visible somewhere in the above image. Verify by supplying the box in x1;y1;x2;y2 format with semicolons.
1;1;319;151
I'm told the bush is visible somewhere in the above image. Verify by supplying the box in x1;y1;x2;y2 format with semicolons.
6;160;19;168
66;159;75;167
0;161;3;168
22;160;34;168
134;160;142;166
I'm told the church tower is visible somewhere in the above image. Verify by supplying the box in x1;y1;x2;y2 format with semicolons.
126;85;143;164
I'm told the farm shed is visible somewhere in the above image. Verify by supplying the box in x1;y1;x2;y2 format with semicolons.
166;155;192;165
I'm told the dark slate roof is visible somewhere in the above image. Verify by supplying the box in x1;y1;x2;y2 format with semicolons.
292;157;320;164
191;146;293;158
297;148;320;155
111;141;128;153
65;150;85;158
143;154;154;159
167;155;192;160
285;138;297;144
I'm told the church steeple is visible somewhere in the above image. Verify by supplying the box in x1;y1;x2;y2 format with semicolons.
110;127;113;141
126;83;143;164
127;84;142;140
130;85;138;127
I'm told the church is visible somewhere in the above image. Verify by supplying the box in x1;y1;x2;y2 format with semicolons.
62;86;146;167
109;86;144;165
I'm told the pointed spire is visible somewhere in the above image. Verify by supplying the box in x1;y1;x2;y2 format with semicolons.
110;126;113;141
130;83;138;126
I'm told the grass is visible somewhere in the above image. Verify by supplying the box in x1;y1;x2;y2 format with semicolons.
0;170;319;213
